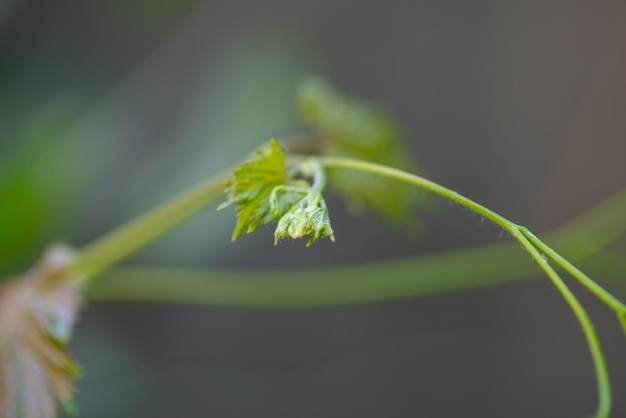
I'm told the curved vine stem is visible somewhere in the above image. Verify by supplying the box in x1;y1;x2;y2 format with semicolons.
317;156;616;418
510;227;611;418
520;228;626;315
318;156;625;315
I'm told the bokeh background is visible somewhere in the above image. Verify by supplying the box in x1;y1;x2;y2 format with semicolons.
2;1;626;417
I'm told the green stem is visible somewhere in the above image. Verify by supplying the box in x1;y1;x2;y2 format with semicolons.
87;243;541;306
303;158;327;192
520;227;626;314
510;228;611;418
319;156;513;229
318;156;614;418
72;169;229;280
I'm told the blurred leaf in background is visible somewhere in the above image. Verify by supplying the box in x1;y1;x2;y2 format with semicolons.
298;77;431;229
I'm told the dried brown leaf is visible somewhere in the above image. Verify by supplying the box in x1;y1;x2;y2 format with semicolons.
0;245;83;418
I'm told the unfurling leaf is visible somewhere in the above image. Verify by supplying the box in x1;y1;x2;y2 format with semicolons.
297;78;429;226
218;139;288;241
220;140;335;246
274;189;335;247
0;245;83;418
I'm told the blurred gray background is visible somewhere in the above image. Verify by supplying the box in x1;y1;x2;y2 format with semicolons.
1;0;626;417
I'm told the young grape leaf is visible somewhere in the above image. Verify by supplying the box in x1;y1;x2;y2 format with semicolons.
0;244;83;418
218;139;288;241
220;140;335;246
297;78;429;226
274;189;335;247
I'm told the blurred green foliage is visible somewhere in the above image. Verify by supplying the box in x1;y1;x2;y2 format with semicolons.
0;98;87;278
298;78;430;227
